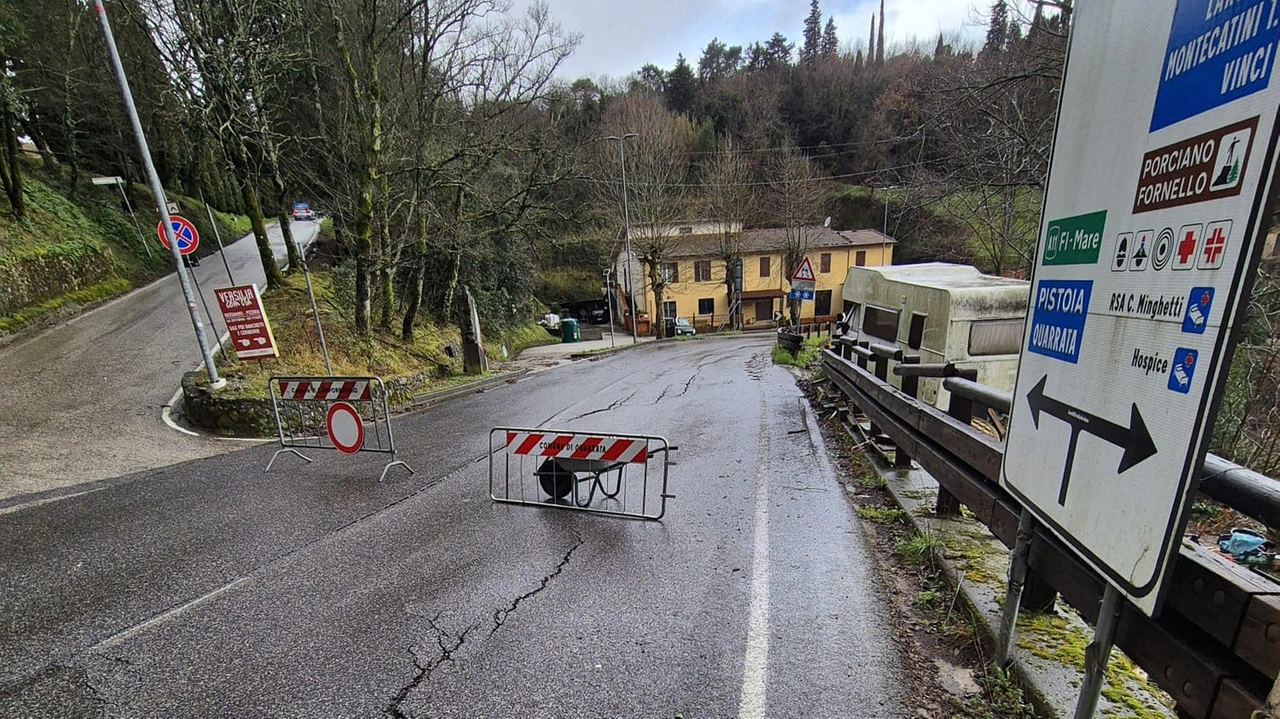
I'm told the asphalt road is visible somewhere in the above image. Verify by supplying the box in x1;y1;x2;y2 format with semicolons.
0;221;321;501
0;336;905;718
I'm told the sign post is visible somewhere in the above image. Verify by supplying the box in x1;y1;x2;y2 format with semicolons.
999;1;1280;715
788;256;817;305
92;175;150;259
93;0;223;389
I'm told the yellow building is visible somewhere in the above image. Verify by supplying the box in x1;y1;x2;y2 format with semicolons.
616;222;895;331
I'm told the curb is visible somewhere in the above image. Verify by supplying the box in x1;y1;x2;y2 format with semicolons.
403;369;529;411
851;427;1176;719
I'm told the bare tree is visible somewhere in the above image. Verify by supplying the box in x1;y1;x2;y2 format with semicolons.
766;148;824;325
594;93;693;335
702;138;752;328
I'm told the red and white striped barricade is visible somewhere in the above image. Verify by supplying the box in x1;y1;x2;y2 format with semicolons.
266;376;414;481
489;427;675;520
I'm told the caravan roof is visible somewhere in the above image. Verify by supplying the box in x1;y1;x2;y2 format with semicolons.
844;262;1030;322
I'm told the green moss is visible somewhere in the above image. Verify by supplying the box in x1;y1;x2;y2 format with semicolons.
941;533;1006;588
1016;611;1171;719
856;472;887;489
857;505;908;524
0;278;130;333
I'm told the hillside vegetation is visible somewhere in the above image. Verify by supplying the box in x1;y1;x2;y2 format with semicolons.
0;159;248;336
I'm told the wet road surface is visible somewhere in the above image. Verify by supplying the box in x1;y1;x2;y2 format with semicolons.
0;336;905;718
0;221;320;500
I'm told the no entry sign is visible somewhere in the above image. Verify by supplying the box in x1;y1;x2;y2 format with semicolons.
214;284;279;360
157;215;199;256
1000;0;1280;616
326;402;364;454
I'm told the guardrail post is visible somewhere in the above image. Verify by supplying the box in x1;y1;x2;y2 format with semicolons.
894;355;920;470
936;367;974;517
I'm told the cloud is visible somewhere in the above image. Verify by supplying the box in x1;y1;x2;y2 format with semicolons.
520;0;989;81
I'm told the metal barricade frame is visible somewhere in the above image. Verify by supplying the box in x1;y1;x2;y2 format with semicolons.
489;426;675;520
266;376;414;481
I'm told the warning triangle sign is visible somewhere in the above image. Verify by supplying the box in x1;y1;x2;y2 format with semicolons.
791;257;816;282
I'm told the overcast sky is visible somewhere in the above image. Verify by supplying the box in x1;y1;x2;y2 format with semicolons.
527;0;991;81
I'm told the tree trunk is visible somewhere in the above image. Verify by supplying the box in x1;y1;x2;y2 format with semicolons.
457;285;487;375
277;210;303;270
401;191;428;341
353;172;373;334
2;110;24;219
242;184;284;289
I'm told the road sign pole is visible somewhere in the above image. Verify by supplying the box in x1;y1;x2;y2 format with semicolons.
994;507;1035;666
200;189;235;285
1072;584;1123;719
112;181;151;260
187;269;228;362
94;0;223;390
604;268;616;349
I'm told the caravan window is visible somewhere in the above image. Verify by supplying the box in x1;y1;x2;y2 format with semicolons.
968;319;1024;356
862;306;899;342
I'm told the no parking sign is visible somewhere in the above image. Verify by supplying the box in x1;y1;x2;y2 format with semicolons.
156;215;199;256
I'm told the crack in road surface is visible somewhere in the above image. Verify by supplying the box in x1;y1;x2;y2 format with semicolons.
565;392;636;422
386;533;584;717
385;616;481;719
489;532;584;637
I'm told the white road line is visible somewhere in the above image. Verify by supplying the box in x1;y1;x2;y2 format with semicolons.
0;486;108;517
738;393;772;719
91;577;251;652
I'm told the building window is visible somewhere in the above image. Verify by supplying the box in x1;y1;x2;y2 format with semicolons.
855;250;867;267
862;305;900;342
660;262;679;283
815;290;832;316
698;298;714;315
678;226;694;235
759;256;771;277
820;253;832;273
694;260;712;282
969;319;1024;356
662;301;677;319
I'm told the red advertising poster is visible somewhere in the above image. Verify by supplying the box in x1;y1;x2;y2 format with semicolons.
214;284;279;360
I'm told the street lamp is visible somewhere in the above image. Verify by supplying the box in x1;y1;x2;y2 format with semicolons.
603;133;639;343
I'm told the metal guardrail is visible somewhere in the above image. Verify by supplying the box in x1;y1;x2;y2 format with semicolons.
809;339;1280;719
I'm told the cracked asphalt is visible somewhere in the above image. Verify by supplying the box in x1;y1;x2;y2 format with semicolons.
0;220;319;501
0;336;906;718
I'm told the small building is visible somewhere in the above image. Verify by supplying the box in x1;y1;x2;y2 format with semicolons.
840;262;1030;409
615;221;895;331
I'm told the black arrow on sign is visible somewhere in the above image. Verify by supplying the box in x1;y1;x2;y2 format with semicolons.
1025;375;1158;506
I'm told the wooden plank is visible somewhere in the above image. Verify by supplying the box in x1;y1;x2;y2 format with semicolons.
1166;540;1278;652
1237;594;1280;678
1209;678;1266;719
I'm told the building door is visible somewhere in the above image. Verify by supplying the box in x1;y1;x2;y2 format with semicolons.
754;299;773;322
662;301;677;319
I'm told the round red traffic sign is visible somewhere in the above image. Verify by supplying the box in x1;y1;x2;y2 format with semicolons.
326;402;364;454
156;215;200;256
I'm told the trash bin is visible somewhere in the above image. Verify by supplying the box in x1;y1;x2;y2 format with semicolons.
561;318;580;343
664;318;676;339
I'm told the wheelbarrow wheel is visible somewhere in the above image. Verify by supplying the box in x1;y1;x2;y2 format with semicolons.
536;458;574;499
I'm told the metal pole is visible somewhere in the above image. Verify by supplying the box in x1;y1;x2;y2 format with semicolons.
618;137;638;344
604;268;616;349
200;189;235;285
187;269;228;362
995;508;1035;666
884;193;889;235
302;262;332;375
114;181;151;259
1072;584;1123;719
94;0;223;389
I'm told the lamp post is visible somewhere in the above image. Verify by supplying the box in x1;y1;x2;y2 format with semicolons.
603;268;616;349
603;133;639;343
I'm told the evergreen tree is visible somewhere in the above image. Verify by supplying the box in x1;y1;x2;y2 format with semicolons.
985;0;1010;54
802;0;823;65
822;17;839;57
868;15;876;67
854;49;864;70
666;54;697;115
764;32;794;68
877;0;886;65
